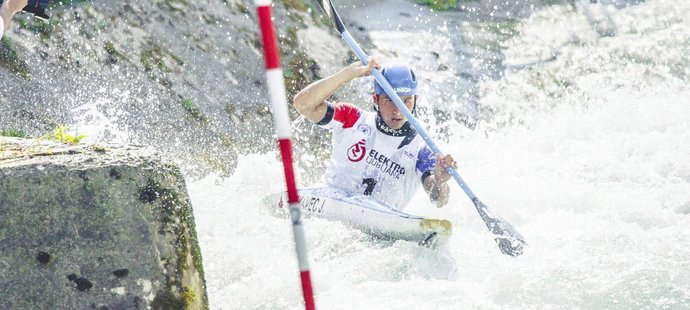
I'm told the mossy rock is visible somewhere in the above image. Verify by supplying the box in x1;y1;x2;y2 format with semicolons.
140;44;184;73
416;0;459;11
0;38;30;78
0;138;208;309
280;0;309;12
284;50;320;98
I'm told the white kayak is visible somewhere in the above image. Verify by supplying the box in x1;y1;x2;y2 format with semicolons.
262;187;452;247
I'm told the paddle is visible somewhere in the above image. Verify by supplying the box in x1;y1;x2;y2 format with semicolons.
310;0;526;256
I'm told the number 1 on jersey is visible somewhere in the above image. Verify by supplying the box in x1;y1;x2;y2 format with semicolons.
362;178;377;195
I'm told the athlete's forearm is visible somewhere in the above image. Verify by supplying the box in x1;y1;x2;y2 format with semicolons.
293;64;359;122
1;0;28;34
1;7;11;33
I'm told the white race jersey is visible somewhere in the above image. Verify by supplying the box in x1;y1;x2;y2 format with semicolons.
317;102;436;210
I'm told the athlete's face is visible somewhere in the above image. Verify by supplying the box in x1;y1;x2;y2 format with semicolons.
376;95;416;129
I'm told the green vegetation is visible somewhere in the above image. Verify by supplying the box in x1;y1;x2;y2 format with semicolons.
48;0;92;8
0;129;27;138
52;125;87;144
182;99;208;123
285;50;318;98
537;0;563;5
182;98;194;111
667;60;688;80
224;103;236;116
138;176;208;309
244;33;262;51
141;46;181;72
279;26;320;98
18;17;60;37
13;2;84;39
280;0;308;12
140;44;184;88
527;70;574;99
477;19;520;37
234;2;250;15
315;14;332;27
0;38;30;77
141;47;163;71
255;106;271;117
195;149;236;176
104;41;127;62
416;0;459;11
92;145;107;153
181;286;196;306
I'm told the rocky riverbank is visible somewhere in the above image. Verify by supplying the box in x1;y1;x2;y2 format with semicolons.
0;138;207;309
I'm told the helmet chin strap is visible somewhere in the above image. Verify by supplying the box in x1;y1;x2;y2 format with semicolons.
375;114;415;137
372;95;418;136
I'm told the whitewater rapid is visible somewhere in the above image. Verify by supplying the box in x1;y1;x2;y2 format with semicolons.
189;1;690;309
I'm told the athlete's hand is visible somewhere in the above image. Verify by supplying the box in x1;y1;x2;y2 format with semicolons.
427;154;456;207
348;57;381;78
1;0;28;17
434;154;457;184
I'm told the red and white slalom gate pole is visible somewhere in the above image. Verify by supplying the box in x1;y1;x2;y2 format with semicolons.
255;1;316;309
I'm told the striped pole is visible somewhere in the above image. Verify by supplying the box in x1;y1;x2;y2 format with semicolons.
255;1;316;309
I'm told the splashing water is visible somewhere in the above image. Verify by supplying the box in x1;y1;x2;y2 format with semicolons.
70;93;131;144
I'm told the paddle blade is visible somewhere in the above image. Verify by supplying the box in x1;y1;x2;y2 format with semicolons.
473;198;526;256
311;0;347;33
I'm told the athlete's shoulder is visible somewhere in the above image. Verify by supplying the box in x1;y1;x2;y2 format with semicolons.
332;102;363;129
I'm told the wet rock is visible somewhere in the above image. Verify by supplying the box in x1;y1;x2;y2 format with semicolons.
0;138;207;309
112;269;129;278
36;251;51;264
74;277;93;292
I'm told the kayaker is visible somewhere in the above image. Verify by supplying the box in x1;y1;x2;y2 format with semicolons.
293;58;457;209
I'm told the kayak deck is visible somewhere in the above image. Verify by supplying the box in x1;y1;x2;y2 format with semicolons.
263;187;452;247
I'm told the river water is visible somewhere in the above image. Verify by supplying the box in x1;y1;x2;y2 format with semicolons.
189;0;690;309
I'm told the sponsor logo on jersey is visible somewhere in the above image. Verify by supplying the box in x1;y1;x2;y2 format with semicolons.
403;150;415;159
357;123;372;136
366;149;405;179
347;139;367;162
